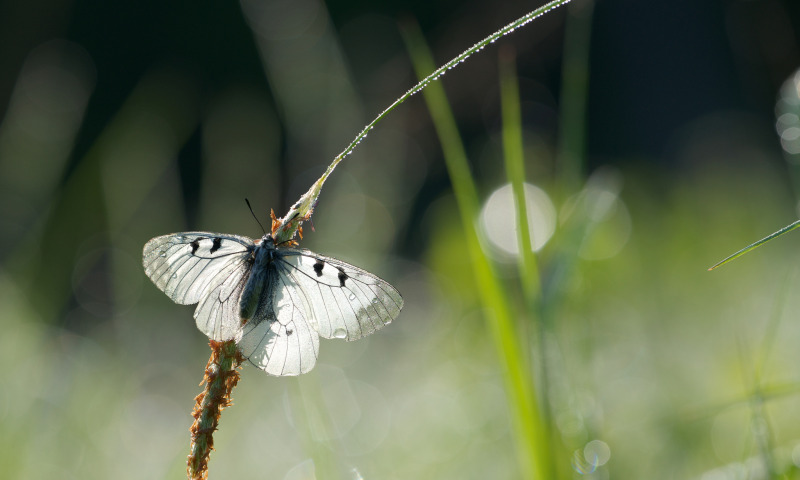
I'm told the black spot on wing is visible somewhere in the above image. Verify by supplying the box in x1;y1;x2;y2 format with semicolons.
313;259;325;277
190;239;200;255
337;267;348;287
210;237;222;254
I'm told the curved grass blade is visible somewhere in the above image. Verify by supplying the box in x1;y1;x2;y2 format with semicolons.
273;0;573;244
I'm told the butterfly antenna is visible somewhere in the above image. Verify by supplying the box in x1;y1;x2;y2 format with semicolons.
245;198;267;235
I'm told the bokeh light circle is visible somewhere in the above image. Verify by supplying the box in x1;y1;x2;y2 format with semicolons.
479;182;556;256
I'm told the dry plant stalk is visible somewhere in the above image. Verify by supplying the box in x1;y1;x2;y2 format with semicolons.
187;340;243;480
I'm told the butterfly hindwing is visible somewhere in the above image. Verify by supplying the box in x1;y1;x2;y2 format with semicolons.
275;249;404;341
237;268;320;375
192;255;251;341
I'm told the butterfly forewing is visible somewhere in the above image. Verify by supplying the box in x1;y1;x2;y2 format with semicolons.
276;249;404;341
143;233;255;340
143;233;254;305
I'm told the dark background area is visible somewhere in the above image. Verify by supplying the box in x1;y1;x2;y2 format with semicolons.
3;0;798;196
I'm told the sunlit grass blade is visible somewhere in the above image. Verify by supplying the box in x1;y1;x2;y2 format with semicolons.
499;48;541;304
708;219;800;270
402;22;549;480
498;48;553;478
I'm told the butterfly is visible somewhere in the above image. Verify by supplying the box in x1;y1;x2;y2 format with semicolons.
142;231;403;376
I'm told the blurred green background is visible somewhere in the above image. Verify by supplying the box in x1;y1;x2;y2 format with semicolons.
3;0;800;478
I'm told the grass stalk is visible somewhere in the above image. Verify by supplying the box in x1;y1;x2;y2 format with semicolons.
498;46;553;478
188;340;242;480
402;23;550;480
499;47;542;310
276;0;573;244
708;219;800;270
556;0;594;192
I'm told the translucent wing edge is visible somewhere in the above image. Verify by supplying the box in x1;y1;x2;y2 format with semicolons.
276;249;403;341
142;232;254;305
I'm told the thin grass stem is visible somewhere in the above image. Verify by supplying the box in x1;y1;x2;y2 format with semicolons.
708;219;800;270
498;47;553;478
556;0;594;192
403;22;549;480
273;0;573;244
499;47;542;309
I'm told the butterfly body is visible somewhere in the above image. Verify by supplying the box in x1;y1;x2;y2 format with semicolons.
143;231;402;376
239;234;275;323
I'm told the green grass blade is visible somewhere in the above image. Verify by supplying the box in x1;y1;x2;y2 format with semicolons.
402;23;549;480
556;0;594;191
708;219;800;270
499;48;541;307
498;48;553;478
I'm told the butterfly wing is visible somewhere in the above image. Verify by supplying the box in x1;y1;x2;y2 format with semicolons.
275;249;404;341
144;234;402;375
237;268;320;376
143;232;254;340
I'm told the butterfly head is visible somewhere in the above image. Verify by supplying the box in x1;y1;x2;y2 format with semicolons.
256;233;276;248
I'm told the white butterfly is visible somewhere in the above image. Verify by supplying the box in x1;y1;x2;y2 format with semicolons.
143;232;403;376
